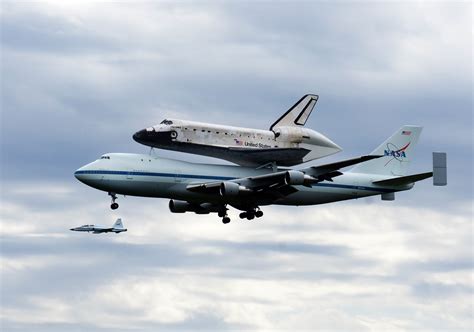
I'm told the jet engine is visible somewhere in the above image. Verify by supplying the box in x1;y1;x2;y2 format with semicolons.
169;200;220;214
284;170;317;186
219;182;252;197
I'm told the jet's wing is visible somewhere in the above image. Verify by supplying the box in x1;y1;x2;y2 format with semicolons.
187;155;383;197
92;227;113;234
186;172;295;196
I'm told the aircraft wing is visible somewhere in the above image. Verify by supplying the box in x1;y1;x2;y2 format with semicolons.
186;172;298;196
187;155;383;197
301;155;383;179
92;227;113;234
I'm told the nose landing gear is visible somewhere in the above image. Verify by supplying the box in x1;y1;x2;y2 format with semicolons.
109;192;119;210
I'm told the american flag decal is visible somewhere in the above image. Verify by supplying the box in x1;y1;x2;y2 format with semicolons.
402;130;411;136
234;138;244;146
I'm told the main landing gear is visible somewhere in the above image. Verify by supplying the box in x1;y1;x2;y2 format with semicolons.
239;208;263;220
109;192;119;210
218;208;231;224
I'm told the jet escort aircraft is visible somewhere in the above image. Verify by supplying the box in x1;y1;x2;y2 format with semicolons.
75;126;447;224
133;94;342;167
70;218;127;234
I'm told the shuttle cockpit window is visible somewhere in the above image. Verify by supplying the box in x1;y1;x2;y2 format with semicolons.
160;119;173;125
100;155;111;160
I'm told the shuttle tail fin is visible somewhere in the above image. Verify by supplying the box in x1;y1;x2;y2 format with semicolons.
270;94;318;130
349;125;422;176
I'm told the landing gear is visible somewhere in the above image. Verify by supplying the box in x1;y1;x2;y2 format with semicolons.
239;208;263;220
222;216;231;224
109;192;119;210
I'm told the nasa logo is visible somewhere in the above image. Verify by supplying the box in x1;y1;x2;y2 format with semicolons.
384;142;411;165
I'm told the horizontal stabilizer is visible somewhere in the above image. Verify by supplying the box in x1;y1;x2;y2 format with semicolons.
373;172;433;186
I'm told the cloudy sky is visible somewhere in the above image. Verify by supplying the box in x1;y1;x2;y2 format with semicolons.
1;1;472;331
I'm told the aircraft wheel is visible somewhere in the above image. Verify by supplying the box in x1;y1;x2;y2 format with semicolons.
239;212;247;219
246;213;255;220
222;217;231;224
255;210;263;218
111;203;119;210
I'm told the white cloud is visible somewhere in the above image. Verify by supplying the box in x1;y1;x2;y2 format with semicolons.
0;181;472;330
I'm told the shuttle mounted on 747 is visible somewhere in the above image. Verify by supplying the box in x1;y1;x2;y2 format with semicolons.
75;124;447;224
132;94;342;167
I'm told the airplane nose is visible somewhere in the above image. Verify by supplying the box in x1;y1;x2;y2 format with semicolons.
74;162;97;184
74;167;86;182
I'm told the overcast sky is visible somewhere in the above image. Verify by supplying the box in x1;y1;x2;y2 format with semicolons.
1;1;472;331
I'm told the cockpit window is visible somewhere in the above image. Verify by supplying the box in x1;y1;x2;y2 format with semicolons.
100;156;111;159
160;119;173;125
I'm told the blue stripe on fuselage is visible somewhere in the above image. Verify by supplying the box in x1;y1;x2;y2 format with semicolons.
74;170;235;181
74;170;393;193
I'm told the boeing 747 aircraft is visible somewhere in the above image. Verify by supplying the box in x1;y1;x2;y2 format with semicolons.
132;94;342;167
75;126;447;224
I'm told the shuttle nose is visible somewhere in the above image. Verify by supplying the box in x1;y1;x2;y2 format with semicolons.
133;127;174;147
133;129;147;143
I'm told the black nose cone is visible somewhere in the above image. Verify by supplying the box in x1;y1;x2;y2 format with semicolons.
133;129;147;143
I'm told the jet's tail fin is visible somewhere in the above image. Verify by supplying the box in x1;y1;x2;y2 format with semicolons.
349;125;422;176
113;218;124;229
270;94;318;130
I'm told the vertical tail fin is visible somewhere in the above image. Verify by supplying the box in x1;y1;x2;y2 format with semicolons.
270;94;318;130
350;125;422;176
113;218;124;229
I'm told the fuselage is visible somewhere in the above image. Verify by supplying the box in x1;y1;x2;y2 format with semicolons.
69;225;126;233
74;153;411;208
132;119;342;166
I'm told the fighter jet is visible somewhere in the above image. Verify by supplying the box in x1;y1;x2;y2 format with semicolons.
132;94;342;167
70;218;127;234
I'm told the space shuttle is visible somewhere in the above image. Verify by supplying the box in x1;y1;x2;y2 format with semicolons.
133;94;342;167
